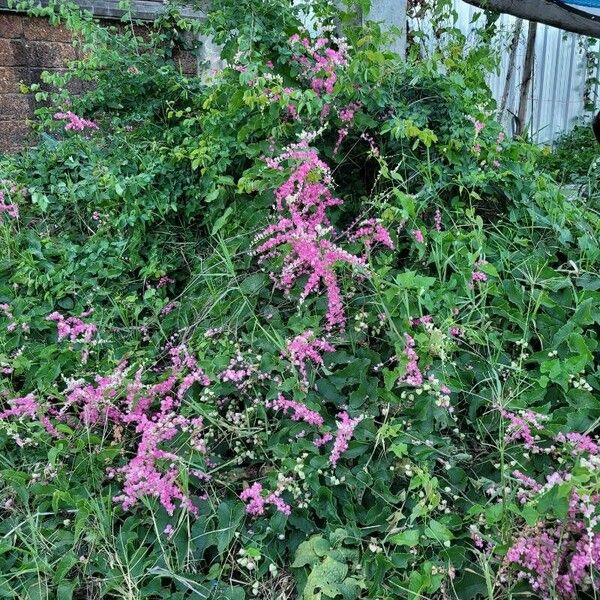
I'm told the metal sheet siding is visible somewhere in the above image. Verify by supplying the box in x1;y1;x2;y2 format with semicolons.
411;1;600;143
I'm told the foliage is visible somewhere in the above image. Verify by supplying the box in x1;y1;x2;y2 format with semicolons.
539;121;599;183
0;1;599;599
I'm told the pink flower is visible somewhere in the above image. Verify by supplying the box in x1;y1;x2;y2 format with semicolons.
240;482;291;516
474;120;485;134
412;229;424;244
161;302;177;316
288;33;348;97
157;276;174;288
360;132;380;157
285;331;334;389
399;334;423;387
0;393;38;420
334;126;349;154
471;271;488;284
338;101;360;123
266;493;291;515
267;394;324;427
411;315;433;327
254;142;367;330
53;111;98;132
505;490;600;598
286;104;299;121
111;406;200;516
314;432;333;447
556;432;599;455
349;218;394;250
434;208;442;232
330;411;361;466
0;191;18;219
47;310;97;344
501;409;547;451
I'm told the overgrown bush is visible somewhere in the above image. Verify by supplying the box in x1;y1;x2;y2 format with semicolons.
0;1;599;599
539;121;599;183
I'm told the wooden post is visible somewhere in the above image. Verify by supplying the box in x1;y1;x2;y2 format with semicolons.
498;18;523;120
517;20;538;136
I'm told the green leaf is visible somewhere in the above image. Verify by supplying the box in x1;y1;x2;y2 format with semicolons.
216;501;245;554
239;273;266;295
390;529;420;547
394;271;436;290
424;519;453;543
292;536;329;568
53;552;78;583
303;556;348;599
211;206;234;236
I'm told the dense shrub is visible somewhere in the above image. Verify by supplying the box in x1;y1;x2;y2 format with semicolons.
539;121;599;183
0;1;599;599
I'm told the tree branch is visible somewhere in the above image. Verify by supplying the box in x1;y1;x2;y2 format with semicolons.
461;0;600;37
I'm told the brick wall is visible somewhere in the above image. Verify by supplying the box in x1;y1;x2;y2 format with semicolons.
0;13;76;150
0;11;198;152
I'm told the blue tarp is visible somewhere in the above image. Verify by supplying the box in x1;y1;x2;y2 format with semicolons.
563;0;600;6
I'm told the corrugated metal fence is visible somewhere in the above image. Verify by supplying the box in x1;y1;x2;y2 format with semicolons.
412;1;600;144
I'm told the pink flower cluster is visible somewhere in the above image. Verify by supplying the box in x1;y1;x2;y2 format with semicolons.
471;259;489;285
412;229;425;244
265;392;361;465
157;276;175;288
506;491;600;599
501;409;547;451
65;362;129;426
0;191;18;219
434;208;442;232
1;303;17;333
53;111;98;132
330;411;362;467
338;101;361;123
349;218;394;251
47;310;97;362
219;353;260;391
111;402;203;516
103;348;208;515
399;334;423;387
289;34;348;96
333;102;362;154
504;422;600;596
0;393;59;438
410;315;433;327
314;432;333;447
171;344;211;401
285;331;334;389
556;432;599;455
240;482;291;516
360;132;380;157
0;393;38;421
473;120;486;134
471;270;487;284
266;394;324;427
47;310;97;344
161;301;177;316
255;142;367;330
2;342;210;516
